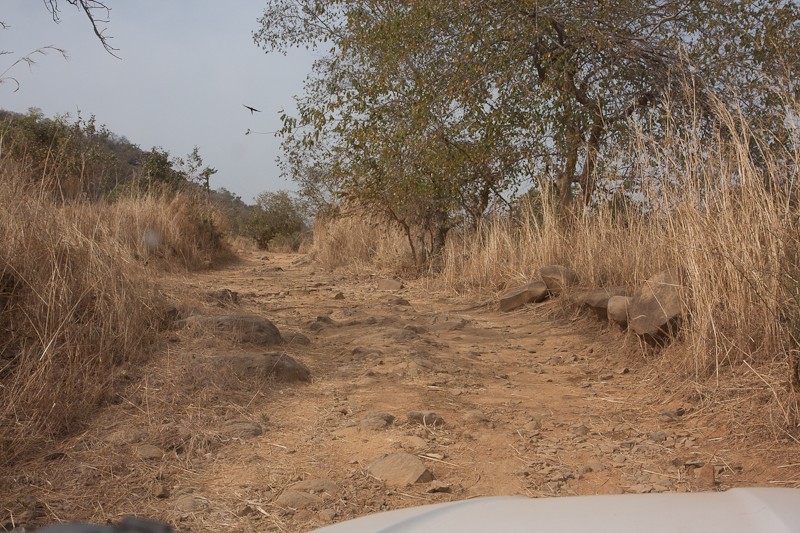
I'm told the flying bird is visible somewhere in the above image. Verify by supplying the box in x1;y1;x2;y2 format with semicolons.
243;104;261;114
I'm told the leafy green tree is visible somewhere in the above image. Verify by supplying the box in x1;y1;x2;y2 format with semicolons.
256;0;800;262
245;190;307;250
140;147;185;190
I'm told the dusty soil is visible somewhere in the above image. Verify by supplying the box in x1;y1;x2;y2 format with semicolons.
3;251;799;532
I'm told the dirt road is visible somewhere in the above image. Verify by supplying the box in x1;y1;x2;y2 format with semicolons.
3;252;798;532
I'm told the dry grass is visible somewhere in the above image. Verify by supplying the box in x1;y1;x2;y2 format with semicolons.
309;97;800;434
0;164;234;465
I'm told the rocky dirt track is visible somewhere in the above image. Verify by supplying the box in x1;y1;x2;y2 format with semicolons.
3;251;799;532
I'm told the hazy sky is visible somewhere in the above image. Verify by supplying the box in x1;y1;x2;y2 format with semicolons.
2;1;316;203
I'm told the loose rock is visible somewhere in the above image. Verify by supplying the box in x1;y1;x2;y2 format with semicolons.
137;444;164;460
174;494;208;513
290;479;339;495
499;281;549;312
283;331;311;346
407;411;445;427
275;490;324;509
607;296;631;327
361;412;396;431
627;269;688;343
573;287;627;319
367;452;434;486
539;265;580;296
219;419;263;439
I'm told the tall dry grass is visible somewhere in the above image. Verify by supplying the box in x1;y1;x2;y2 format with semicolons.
310;95;800;432
0;164;233;464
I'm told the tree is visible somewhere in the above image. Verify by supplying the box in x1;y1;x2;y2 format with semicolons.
245;190;308;249
255;0;800;260
140;147;185;190
182;146;218;195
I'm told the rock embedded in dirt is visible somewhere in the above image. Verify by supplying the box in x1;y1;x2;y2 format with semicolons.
426;480;452;493
212;352;311;383
174;494;208;513
333;292;345;300
377;279;404;291
282;330;311;346
499;281;548;312
627;269;688;342
572;287;627;319
462;410;490;425
607;296;631;327
219;419;263;439
360;412;396;430
407;411;445;427
136;444;164;460
695;464;717;488
290;479;339;495
178;314;282;346
367;452;434;486
275;490;324;510
539;265;580;296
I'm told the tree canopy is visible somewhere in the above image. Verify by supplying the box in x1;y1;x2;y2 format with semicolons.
256;0;800;262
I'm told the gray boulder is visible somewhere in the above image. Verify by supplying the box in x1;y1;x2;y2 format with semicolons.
607;296;632;327
499;281;548;312
628;269;687;342
539;265;580;296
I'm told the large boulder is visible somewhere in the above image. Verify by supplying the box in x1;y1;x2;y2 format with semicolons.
539;265;580;296
499;281;548;312
572;287;627;319
178;314;282;346
628;269;688;342
212;352;311;383
607;296;632;327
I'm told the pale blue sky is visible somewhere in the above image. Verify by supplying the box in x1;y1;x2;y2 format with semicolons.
2;1;316;203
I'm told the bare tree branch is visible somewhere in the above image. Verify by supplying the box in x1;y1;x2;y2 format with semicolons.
43;0;120;58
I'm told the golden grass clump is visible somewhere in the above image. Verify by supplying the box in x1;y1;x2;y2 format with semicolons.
0;165;233;464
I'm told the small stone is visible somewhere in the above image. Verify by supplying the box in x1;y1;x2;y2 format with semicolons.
367;452;434;486
319;508;336;522
650;432;667;443
695;464;717;488
407;411;445;427
220;419;263;439
290;479;339;495
426;480;452;493
360;412;396;431
333;292;345;300
174;494;208;513
275;490;324;509
137;444;164;460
